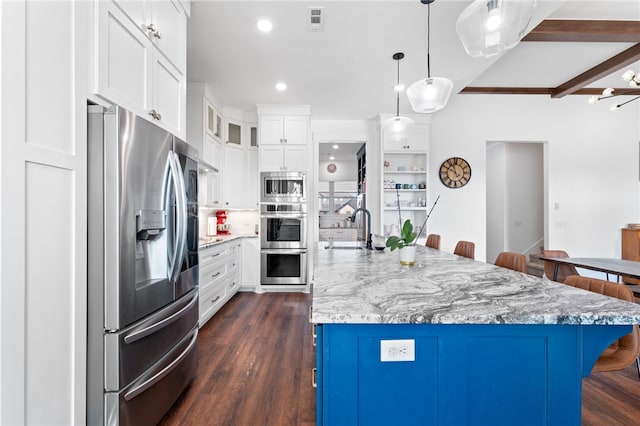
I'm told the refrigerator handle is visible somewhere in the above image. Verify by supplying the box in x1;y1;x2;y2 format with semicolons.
167;152;187;284
123;290;198;344
124;328;198;402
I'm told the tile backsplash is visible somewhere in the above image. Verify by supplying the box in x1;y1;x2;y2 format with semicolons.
199;208;259;237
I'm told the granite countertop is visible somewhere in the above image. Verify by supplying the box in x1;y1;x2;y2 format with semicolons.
199;233;257;249
311;245;640;325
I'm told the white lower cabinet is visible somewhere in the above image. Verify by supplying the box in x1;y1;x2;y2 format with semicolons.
198;239;241;327
241;238;260;291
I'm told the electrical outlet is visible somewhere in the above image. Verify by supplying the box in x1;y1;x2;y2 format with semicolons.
380;339;415;362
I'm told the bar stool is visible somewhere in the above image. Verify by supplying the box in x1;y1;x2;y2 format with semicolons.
454;241;475;260
564;275;640;377
541;250;580;282
494;251;527;273
425;234;441;250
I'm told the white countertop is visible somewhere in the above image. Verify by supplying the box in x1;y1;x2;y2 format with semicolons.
312;245;640;325
199;233;257;249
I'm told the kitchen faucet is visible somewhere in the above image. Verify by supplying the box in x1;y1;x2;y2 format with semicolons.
350;207;372;250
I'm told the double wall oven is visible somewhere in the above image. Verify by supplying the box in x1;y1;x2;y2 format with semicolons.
260;172;308;286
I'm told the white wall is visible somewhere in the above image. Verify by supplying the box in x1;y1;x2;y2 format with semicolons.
318;159;358;181
505;143;544;255
430;94;639;262
486;143;506;262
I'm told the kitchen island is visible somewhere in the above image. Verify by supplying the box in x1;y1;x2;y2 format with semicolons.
311;246;640;425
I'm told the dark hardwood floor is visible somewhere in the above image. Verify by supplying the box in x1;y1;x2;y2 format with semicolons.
159;292;315;426
160;291;640;426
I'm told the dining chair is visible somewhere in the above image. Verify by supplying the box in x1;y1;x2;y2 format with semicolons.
494;251;527;273
564;275;640;377
425;234;441;250
542;249;580;282
454;240;475;260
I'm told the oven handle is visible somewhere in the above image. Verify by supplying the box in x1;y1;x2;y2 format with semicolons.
261;214;307;219
261;249;307;254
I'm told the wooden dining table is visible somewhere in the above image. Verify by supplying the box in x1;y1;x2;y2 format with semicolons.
538;256;640;282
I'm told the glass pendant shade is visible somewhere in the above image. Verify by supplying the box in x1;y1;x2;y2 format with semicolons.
384;51;413;141
456;0;536;58
406;77;454;113
383;115;413;142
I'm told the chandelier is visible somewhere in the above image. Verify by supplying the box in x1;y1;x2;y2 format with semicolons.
589;69;640;111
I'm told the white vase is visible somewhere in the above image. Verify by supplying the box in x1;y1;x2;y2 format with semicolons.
399;245;416;266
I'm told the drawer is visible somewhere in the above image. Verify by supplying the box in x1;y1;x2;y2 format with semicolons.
227;269;240;294
199;281;227;325
199;244;230;268
199;257;229;291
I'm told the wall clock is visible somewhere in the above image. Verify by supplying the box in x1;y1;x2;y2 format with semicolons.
439;157;471;189
327;163;337;173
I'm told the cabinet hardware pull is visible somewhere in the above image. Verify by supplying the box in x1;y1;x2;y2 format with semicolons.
211;272;221;278
312;368;317;388
146;23;161;39
211;253;221;258
148;109;161;120
211;295;221;303
308;306;313;323
312;324;317;347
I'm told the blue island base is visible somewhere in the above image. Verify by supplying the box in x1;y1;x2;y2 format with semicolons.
316;323;630;426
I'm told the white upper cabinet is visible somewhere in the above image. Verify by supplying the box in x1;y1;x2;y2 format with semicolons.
95;0;186;137
112;0;185;72
257;106;311;172
148;0;185;72
96;2;151;113
260;116;308;145
152;50;184;135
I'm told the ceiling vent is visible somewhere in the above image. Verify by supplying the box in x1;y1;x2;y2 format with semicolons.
308;7;325;31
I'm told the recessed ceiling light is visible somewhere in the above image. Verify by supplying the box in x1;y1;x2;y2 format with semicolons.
275;82;287;91
329;155;335;160
332;144;339;149
257;19;273;33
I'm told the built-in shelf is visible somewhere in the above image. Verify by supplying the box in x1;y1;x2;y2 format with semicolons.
384;189;425;192
384;170;425;174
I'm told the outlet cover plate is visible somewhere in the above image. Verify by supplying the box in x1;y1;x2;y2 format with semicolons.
380;339;415;362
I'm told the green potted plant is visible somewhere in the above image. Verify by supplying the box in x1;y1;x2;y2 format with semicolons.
385;219;417;265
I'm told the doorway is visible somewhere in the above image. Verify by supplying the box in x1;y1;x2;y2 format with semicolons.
317;141;365;243
486;142;545;264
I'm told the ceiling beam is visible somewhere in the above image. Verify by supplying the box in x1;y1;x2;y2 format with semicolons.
551;43;640;98
460;87;640;96
523;20;640;43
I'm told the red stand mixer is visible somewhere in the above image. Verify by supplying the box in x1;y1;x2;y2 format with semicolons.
215;210;230;235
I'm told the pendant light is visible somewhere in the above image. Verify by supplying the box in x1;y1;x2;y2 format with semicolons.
406;0;453;114
456;0;536;58
383;52;414;142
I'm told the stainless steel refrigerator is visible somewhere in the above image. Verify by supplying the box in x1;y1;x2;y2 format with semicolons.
87;105;199;425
